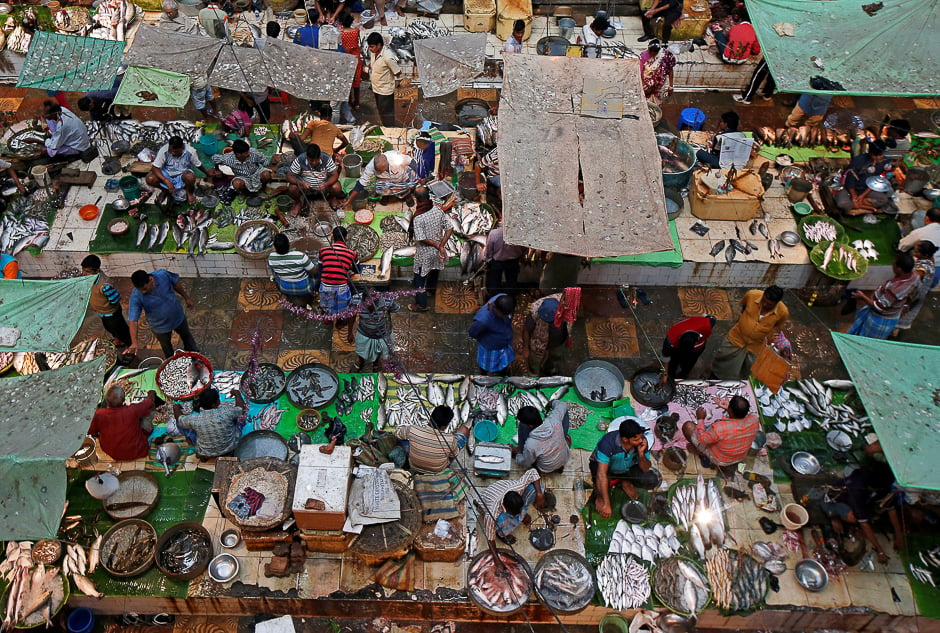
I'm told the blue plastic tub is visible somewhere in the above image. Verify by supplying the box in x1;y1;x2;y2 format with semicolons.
473;420;498;442
67;607;95;633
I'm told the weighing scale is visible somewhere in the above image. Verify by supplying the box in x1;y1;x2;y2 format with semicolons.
473;442;512;477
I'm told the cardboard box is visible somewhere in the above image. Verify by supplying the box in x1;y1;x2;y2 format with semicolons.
689;170;763;221
464;0;496;32
292;445;352;531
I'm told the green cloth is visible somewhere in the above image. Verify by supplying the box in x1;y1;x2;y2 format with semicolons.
114;66;191;109
747;0;940;96
593;220;683;267
832;333;940;490
0;276;95;351
17;31;125;92
63;467;214;598
899;532;940;618
838;214;900;265
758;144;850;162
0;357;107;540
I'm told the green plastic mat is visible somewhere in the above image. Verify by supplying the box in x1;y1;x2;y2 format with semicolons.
838;214;901;266
63;467;214;597
759;143;850;162
898;532;940;618
593;220;683;267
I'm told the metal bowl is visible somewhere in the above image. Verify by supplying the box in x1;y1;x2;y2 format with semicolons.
866;175;893;193
794;558;829;592
208;553;239;582
574;360;625;406
791;451;821;475
111;140;131;155
826;430;852;452
112;196;130;212
220;528;241;549
779;230;801;246
621;499;648;524
774;153;794;168
922;188;940;201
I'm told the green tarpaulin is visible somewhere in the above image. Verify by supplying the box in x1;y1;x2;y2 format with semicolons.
16;31;124;92
831;333;940;490
746;0;940;96
0;276;94;352
0;357;107;540
114;66;191;109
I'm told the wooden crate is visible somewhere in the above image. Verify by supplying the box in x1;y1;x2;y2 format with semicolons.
457;88;498;108
242;529;293;551
299;529;353;553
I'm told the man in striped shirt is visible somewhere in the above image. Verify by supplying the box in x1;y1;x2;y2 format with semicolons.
81;255;131;347
317;226;359;338
682;395;759;469
396;405;469;473
268;234;316;305
286;144;343;216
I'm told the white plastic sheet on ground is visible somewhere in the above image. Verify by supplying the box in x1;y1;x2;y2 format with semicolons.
413;33;487;97
499;55;672;258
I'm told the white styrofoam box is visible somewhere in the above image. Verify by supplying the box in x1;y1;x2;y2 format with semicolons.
292;445;352;514
255;615;296;633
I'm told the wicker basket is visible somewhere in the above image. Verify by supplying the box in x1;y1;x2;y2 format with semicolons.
103;470;161;520
100;519;157;578
234;219;279;260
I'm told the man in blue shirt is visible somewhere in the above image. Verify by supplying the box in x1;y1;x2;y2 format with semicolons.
785;93;832;128
127;269;198;358
467;293;515;375
589;418;660;518
293;9;320;48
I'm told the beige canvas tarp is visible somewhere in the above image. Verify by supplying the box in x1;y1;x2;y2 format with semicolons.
262;38;357;102
413;33;487;98
500;55;672;258
122;24;222;81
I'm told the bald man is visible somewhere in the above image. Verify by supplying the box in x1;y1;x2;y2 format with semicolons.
87;386;159;461
344;150;419;209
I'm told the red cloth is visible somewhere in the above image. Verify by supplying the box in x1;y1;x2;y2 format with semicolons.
666;316;713;351
724;22;760;61
87;401;155;461
555;287;580;347
340;28;363;88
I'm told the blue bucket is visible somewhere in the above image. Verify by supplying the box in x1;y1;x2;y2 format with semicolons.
67;607;95;633
199;133;220;156
473;420;498;443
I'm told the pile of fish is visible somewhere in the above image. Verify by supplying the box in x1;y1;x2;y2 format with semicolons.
754;126;856;151
820;241;862;273
533;554;595;612
407;20;450;39
802;220;838;243
653;556;711;614
467;551;531;612
237;223;276;254
705;548;769;611
910;564;936;587
459;239;487;277
850;239;880;260
596;554;651;610
335;374;376;416
911;548;940;586
754;379;871;438
157;355;211;399
135;214;171;252
172;207;231;255
452;202;495;238
671;476;726;559
89;119;201;146
608;520;681;562
13;338;105;375
0;211;50;256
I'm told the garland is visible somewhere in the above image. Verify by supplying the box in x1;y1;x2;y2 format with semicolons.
277;289;420;322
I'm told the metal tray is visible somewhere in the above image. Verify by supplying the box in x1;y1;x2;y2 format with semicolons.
234;429;289;461
285;362;340;410
630;367;675;408
573;360;625;406
239;362;287;404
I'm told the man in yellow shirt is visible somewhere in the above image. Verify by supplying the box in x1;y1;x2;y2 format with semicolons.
711;285;788;379
364;32;401;127
291;103;349;157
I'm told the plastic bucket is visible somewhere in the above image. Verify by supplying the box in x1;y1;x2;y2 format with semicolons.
276;195;293;213
786;178;812;203
30;164;50;187
67;607;95;633
598;613;630;633
473;420;498;442
657;133;697;190
119;175;141;202
199;133;220;156
557;17;576;40
781;503;809;530
343;153;363;178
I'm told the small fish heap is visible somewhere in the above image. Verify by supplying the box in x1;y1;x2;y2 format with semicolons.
671;475;726;560
850;239;879;261
157;355;211;399
236;223;276;254
608;521;681;562
0;209;50;256
754;379;871;439
653;556;711;615
911;548;940;587
705;547;769;611
467;551;531;612
802;220;838;244
596;554;651;611
533;555;595;612
754;125;856;151
820;241;861;273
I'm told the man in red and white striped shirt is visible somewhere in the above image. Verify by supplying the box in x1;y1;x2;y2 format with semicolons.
317;226;359;338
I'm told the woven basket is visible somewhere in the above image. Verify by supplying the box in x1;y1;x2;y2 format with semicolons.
234;219;279;260
103;471;161;520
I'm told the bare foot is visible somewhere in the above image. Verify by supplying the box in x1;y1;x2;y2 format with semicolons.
620;480;639;500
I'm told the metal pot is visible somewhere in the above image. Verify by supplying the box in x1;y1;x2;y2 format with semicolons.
112;197;130;212
156;443;182;477
111;140;131;155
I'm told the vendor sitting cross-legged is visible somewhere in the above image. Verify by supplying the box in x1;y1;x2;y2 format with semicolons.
479;468;545;545
343;150;419;210
172;387;247;459
286;143;344;216
590;418;659;517
146;135;203;205
396;405;469;474
208;139;272;202
681;395;760;471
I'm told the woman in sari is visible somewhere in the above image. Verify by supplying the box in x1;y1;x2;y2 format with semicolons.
848;252;918;339
339;12;362;112
639;39;676;104
893;240;937;334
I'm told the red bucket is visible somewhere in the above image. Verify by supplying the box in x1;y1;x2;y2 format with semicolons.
155;351;214;401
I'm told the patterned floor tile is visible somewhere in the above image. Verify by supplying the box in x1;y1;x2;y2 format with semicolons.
434;281;481;314
330;350;358;371
585;317;640;358
331;325;355;352
677;287;733;320
236;278;283;310
229;310;283;350
277;348;331;370
279;317;332;350
222;347;278;371
189;309;234;347
393;326;432;354
190;278;240;311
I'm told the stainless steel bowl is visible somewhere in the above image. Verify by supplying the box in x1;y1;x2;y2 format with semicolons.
112;197;130;212
220;528;241;549
208;553;239;582
779;231;801;247
791;451;821;475
922;188;940;201
826;430;852;452
794;558;828;591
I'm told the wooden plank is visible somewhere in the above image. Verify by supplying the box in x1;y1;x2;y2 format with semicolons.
56;171;97;186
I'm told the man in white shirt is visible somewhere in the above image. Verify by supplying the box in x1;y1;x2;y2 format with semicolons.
899;207;940;288
503;20;524;54
24;100;90;161
580;16;612;59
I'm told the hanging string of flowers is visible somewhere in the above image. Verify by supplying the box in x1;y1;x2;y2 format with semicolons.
278;289;421;322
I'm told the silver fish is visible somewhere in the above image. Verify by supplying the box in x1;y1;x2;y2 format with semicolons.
758;223;769;238
536;376;572;387
136;220;148;247
146;223;159;249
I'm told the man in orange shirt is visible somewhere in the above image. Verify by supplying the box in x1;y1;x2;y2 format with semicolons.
711;285;788;379
682;396;759;469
